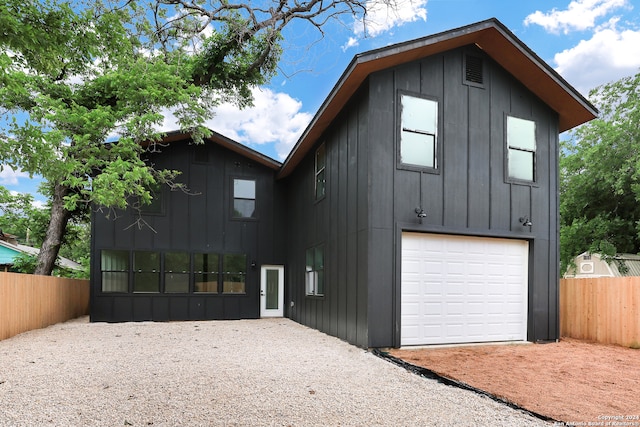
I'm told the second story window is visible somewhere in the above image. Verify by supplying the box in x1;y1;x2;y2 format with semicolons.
233;178;256;218
507;116;536;182
315;144;326;200
400;94;438;169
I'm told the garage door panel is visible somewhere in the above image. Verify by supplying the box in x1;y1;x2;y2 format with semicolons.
401;233;528;346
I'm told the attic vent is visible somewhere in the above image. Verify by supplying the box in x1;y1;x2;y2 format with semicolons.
579;262;594;274
465;55;484;85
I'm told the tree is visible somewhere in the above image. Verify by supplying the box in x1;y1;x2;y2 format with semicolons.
560;72;640;274
0;0;382;275
0;185;90;277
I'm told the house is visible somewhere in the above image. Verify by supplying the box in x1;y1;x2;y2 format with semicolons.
90;18;597;348
0;231;82;272
565;252;640;278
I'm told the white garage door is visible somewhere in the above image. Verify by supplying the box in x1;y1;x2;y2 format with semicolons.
401;233;528;346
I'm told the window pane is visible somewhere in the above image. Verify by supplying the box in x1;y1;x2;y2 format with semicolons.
266;269;279;310
508;149;534;181
101;250;129;271
134;251;159;271
223;254;246;294
402;95;437;133
507;116;536;150
102;272;128;293
315;169;325;200
194;253;219;293
165;252;189;293
101;250;129;293
233;199;255;218
234;179;255;199
134;272;160;292
133;251;159;293
314;246;324;271
401;131;435;168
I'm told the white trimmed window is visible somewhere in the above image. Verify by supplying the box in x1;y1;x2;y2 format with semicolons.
507;116;536;182
400;94;438;168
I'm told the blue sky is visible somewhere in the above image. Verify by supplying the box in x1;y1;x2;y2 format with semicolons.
2;0;640;203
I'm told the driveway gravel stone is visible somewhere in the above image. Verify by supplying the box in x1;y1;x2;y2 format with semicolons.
0;317;549;426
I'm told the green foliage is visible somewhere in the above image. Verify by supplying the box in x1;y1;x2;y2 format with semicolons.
0;185;90;278
560;72;640;274
9;252;37;274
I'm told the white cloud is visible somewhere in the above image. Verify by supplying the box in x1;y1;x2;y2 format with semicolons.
207;87;313;160
343;0;428;50
554;19;640;95
160;87;313;160
0;167;29;186
524;0;629;34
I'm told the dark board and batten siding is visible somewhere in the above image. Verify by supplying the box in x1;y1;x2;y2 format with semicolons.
287;45;561;348
284;87;370;348
90;140;284;322
366;46;560;347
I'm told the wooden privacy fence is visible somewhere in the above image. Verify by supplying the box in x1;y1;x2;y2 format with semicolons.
0;272;89;341
560;277;640;348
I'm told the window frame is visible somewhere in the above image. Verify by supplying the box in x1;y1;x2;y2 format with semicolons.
305;245;324;297
314;143;326;201
505;114;537;184
231;177;257;220
397;90;440;174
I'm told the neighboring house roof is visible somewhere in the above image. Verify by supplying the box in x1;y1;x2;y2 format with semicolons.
0;240;82;271
567;252;640;278
278;18;598;179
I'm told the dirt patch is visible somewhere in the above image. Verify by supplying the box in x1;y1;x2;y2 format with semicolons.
389;338;640;424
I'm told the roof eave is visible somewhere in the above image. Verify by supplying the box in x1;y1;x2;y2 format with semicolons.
278;18;597;179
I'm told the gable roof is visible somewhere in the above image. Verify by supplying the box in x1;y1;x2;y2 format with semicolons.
160;129;282;171
278;18;598;179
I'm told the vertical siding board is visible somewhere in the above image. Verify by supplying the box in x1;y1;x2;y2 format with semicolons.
328;127;340;337
346;108;359;344
467;86;491;229
368;71;395;231
489;67;511;230
337;118;349;340
356;90;370;347
420;56;445;226
442;52;468;227
367;71;395;347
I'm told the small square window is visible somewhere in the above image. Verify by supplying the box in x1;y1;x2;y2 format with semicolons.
400;94;438;168
233;179;256;218
507;116;536;182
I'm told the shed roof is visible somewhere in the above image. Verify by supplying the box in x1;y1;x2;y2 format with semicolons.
277;18;598;179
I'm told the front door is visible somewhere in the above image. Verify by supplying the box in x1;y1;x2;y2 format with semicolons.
260;265;284;317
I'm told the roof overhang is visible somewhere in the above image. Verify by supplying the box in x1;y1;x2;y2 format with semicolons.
158;129;281;171
278;18;598;179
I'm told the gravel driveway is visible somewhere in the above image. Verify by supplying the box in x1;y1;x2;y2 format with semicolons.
0;317;549;426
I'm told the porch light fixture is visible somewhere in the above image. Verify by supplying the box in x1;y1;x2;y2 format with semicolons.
519;216;532;227
415;207;427;219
